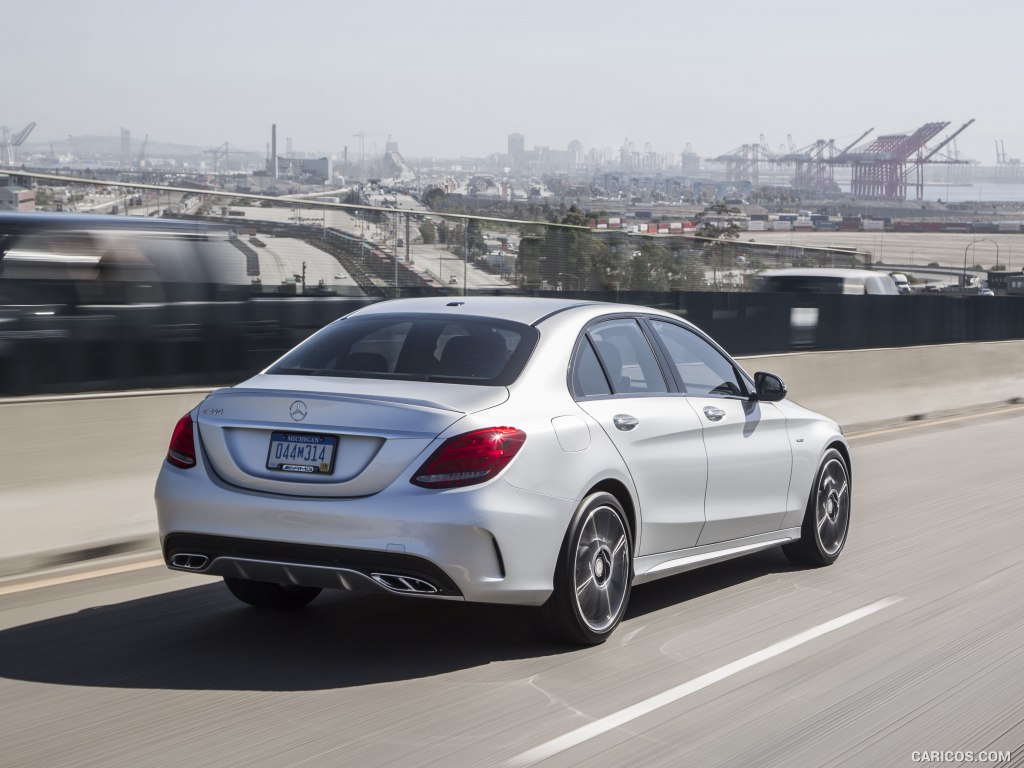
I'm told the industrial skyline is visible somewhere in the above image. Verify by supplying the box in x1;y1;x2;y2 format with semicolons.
5;0;1022;166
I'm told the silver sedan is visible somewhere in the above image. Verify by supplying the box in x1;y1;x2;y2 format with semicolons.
156;297;851;644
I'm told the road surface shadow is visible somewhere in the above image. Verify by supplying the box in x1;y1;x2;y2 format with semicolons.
0;549;800;692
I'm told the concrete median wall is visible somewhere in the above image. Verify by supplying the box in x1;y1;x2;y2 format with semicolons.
3;340;1023;577
738;340;1024;428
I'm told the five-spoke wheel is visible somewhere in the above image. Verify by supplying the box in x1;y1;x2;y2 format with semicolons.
540;492;632;645
784;448;851;567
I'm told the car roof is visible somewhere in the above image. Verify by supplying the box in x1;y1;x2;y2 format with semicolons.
759;268;889;279
0;211;230;236
347;296;674;327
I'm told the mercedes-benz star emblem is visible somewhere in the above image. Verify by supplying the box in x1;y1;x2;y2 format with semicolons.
289;400;308;422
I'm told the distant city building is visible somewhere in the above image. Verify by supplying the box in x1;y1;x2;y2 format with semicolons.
0;185;35;211
506;133;581;173
508;133;525;167
266;154;333;181
681;148;701;176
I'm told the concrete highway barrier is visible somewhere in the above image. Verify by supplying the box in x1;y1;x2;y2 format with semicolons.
741;339;1024;428
2;340;1023;577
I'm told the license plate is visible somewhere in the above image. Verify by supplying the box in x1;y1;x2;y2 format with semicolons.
266;432;338;475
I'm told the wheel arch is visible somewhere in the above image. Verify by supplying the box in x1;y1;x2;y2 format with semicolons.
827;439;852;485
585;478;638;548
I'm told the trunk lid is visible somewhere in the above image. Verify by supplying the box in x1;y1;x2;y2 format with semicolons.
196;374;508;497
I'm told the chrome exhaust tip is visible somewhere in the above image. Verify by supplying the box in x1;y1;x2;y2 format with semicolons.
370;573;439;594
170;553;210;570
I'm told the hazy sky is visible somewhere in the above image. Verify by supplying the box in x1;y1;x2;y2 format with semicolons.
7;0;1022;163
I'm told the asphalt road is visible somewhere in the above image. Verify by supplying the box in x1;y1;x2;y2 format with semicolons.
1;410;1023;767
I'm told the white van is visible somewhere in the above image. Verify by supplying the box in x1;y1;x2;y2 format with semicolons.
757;268;899;296
890;273;910;293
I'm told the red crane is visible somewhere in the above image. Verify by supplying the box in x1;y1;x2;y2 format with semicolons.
831;120;974;201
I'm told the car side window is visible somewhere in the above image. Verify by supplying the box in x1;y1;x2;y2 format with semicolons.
589;319;668;395
571;336;612;397
649;320;745;397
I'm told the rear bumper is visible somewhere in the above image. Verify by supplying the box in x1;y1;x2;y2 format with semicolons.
164;533;465;597
155;462;576;606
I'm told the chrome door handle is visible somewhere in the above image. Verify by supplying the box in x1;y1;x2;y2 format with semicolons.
703;406;726;422
613;414;639;431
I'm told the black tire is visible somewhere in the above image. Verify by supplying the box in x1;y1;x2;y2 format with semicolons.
539;492;633;645
223;577;322;610
783;448;851;567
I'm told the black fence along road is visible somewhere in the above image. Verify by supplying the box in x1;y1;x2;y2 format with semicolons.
2;291;1024;397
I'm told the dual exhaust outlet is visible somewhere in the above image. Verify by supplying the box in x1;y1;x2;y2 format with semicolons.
168;554;440;595
169;553;209;570
370;573;439;594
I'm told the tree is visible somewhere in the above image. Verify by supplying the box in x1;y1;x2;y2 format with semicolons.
422;187;447;210
419;219;437;245
466;219;486;257
695;203;742;289
673;252;707;291
627;240;675;291
560;204;588;227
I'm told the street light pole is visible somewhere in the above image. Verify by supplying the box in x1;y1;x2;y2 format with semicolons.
964;238;1000;295
963;242;971;296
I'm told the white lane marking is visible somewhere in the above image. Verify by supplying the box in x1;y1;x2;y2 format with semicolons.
507;596;903;767
0;558;165;596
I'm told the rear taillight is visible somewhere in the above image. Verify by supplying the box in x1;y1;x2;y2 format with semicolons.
412;427;526;489
166;413;196;469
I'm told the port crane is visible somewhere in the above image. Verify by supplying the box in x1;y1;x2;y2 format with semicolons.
1;121;36;165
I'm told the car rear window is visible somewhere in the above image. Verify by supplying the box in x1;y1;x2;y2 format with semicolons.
268;313;539;385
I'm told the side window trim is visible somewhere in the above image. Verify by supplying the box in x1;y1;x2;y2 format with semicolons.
636;316;684;395
587;315;671;397
569;313;679;400
641;317;752;400
568;333;613;400
583;332;615;395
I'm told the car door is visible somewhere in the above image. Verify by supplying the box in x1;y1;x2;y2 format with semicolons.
646;318;793;546
571;317;708;555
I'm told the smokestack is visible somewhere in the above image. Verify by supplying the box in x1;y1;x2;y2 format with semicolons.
272;123;278;179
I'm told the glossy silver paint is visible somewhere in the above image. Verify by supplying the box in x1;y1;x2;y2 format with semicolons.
156;296;849;607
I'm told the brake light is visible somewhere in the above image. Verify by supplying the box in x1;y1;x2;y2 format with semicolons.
167;413;196;469
412;427;526;489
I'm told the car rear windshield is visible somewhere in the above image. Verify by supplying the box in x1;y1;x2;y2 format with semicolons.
268;313;539;386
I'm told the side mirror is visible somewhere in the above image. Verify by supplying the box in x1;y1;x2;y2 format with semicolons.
753;371;787;402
